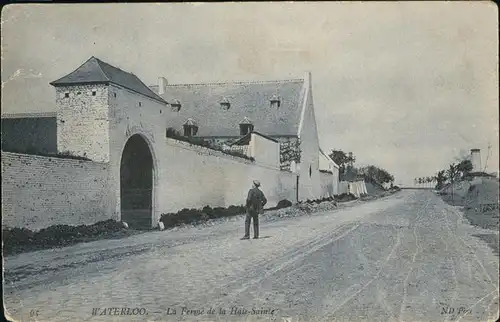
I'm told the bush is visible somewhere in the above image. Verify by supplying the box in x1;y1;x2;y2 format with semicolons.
276;199;293;209
2;219;125;255
160;204;246;229
335;193;357;202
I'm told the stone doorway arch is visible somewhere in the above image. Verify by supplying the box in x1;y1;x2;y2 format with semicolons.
120;134;154;229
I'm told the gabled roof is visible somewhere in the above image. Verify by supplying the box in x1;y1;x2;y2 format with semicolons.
50;56;167;104
240;116;253;125
151;78;305;137
184;118;198;126
319;148;340;169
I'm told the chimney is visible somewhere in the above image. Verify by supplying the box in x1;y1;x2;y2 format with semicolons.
158;77;168;95
470;148;482;172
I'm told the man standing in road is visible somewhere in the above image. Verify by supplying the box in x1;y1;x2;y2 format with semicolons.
241;180;267;240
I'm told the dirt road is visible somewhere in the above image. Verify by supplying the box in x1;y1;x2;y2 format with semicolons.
4;191;499;321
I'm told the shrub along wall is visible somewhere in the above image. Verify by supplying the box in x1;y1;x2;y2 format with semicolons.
160;205;247;228
159;197;336;229
2;219;126;256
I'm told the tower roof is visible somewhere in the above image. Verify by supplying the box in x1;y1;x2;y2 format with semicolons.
50;56;167;104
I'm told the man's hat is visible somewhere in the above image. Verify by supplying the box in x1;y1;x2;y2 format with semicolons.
253;180;261;187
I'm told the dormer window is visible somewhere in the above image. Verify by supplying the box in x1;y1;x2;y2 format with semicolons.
220;97;231;110
239;117;254;136
183;118;198;137
270;94;281;108
171;99;181;112
64;93;70;98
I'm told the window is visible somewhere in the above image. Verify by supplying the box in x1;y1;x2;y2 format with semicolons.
171;99;181;112
183;125;198;137
77;91;81;95
64;93;69;98
270;94;281;108
92;91;97;96
183;118;198;137
239;117;254;135
309;165;312;178
139;102;142;107
113;93;117;98
239;124;254;136
220;97;230;110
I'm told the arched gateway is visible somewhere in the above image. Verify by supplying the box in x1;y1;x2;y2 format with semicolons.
120;134;154;229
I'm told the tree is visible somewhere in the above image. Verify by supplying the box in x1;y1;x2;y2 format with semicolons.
456;159;473;178
329;150;356;179
359;165;394;186
446;163;459;201
435;170;447;190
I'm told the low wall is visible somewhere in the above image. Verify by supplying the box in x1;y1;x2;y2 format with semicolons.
441;181;471;198
1;152;114;230
157;139;297;214
320;172;334;198
338;181;368;198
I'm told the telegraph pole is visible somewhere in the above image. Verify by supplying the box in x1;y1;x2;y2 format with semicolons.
482;142;492;173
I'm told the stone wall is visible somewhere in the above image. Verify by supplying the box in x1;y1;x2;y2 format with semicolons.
320;171;334;198
55;84;110;162
157;139;298;215
1;152;114;231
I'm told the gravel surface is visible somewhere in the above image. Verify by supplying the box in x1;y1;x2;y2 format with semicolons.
3;190;499;322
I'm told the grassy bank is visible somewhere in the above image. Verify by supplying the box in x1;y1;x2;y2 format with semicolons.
439;177;499;256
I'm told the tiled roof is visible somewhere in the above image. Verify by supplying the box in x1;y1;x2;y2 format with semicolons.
50;57;167;104
231;131;279;146
152;78;305;137
184;118;198;126
240;116;253;125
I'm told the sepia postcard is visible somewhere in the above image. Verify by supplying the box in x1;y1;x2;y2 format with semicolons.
1;2;499;322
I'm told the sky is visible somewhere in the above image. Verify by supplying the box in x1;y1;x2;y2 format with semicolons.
1;2;498;186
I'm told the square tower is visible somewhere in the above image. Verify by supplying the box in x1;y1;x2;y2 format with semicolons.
50;57;112;162
53;84;110;162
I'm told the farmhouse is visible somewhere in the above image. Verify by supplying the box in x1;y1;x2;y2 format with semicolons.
1;56;338;230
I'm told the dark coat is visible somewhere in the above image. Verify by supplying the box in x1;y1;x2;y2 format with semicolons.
246;187;267;214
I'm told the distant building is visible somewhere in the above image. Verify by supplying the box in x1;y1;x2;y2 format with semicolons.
1;112;57;154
